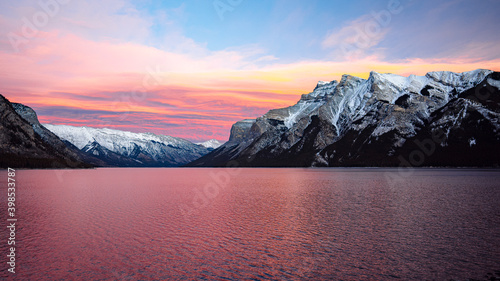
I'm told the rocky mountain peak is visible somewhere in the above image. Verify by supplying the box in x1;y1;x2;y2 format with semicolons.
228;119;256;143
0;94;91;168
188;69;500;167
12;103;40;126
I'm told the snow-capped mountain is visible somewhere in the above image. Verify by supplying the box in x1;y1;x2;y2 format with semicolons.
44;124;210;167
189;69;500;167
196;139;223;150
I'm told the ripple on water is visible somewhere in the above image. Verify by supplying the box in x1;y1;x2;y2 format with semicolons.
0;168;498;280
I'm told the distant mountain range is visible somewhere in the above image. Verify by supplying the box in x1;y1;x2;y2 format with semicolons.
196;139;223;150
189;69;500;167
1;69;499;169
43;124;210;167
0;95;215;168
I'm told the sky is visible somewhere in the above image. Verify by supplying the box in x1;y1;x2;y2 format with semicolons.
1;0;499;142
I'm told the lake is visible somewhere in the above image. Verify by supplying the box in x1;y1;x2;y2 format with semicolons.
1;168;499;280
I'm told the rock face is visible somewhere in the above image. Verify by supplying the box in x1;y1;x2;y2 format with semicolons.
188;69;500;167
11;103;107;166
44;124;210;167
188;119;258;166
0;95;91;168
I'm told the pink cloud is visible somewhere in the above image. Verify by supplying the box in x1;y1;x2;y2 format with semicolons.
2;28;499;142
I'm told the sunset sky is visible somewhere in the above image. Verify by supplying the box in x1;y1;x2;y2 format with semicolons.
1;0;500;141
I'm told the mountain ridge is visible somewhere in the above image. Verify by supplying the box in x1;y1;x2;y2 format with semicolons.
188;69;500;167
44;124;210;167
2;69;499;169
0;95;92;169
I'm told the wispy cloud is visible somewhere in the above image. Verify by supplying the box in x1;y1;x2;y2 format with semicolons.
322;15;389;60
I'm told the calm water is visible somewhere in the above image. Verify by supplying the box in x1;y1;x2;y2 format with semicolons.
0;168;499;280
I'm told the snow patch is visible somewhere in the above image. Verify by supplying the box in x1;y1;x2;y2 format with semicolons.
469;138;476;147
487;78;500;90
196;139;223;149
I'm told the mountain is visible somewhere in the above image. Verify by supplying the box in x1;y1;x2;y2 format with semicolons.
196;139;223;150
0;95;91;169
44;124;210;167
188;69;500;167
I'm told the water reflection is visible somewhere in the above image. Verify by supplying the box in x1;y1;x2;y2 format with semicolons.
0;168;498;280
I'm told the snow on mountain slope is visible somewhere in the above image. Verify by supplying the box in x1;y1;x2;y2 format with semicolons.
257;70;491;137
263;80;339;129
196;139;223;149
189;69;498;167
287;69;491;138
43;124;209;166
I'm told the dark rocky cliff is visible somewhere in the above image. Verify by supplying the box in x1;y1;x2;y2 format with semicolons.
0;95;92;169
